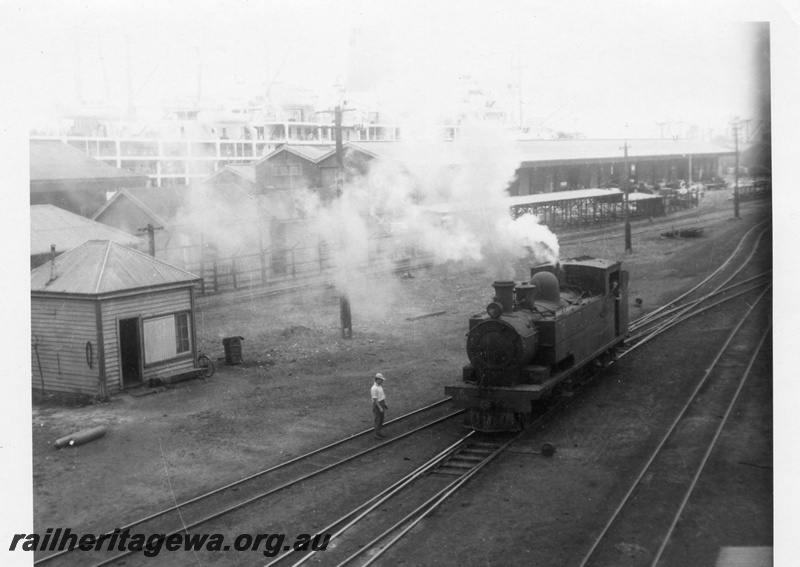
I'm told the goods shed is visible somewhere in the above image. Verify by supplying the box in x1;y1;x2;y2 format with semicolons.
31;240;202;397
331;139;733;197
511;138;734;195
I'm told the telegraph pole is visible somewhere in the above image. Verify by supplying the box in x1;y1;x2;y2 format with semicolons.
742;118;753;141
335;105;352;338
316;105;355;338
733;121;740;219
137;223;164;257
621;142;632;252
334;105;345;190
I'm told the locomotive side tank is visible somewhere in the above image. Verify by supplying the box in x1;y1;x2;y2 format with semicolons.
446;258;629;431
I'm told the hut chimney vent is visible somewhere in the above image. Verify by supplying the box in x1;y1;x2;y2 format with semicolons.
48;244;57;283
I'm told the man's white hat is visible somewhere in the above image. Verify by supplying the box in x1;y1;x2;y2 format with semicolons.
375;373;385;380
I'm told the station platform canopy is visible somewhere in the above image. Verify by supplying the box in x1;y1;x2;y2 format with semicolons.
420;188;627;215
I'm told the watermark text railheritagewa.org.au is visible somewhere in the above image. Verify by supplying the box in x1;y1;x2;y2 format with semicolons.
9;528;331;558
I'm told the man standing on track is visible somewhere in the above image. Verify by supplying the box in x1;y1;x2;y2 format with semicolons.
371;373;388;439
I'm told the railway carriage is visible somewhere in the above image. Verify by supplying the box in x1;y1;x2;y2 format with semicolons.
446;258;629;431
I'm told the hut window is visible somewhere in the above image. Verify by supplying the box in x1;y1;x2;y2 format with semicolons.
175;313;190;354
143;313;192;364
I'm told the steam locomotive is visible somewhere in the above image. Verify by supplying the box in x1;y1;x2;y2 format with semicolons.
445;258;629;431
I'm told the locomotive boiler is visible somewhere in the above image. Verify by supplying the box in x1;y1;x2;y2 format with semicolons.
446;258;629;431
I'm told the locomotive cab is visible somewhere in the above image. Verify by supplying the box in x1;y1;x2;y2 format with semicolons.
447;258;629;431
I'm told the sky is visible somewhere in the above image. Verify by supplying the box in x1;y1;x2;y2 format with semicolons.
2;1;800;565
13;0;782;139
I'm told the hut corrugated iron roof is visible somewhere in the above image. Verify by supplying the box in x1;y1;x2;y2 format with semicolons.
31;240;201;296
31;205;144;257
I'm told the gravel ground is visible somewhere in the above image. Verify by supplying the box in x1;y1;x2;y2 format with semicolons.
27;190;773;566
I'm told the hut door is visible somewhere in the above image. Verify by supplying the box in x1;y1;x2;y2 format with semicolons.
119;318;143;387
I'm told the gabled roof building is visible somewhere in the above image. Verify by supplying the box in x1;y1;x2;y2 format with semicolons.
30;204;145;268
31;240;202;397
30;139;149;217
253;144;336;197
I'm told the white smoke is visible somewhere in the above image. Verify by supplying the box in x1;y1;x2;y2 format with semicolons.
320;120;560;284
165;120;560;299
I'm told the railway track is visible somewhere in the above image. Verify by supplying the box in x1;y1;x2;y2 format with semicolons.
345;214;772;566
625;220;771;347
34;398;462;567
577;284;771;567
261;401;567;567
263;218;771;567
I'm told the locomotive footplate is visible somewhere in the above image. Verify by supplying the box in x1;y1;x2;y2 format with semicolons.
446;381;555;413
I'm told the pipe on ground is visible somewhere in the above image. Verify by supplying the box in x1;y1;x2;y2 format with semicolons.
54;426;107;449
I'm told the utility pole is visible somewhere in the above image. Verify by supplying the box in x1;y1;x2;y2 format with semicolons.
656;122;667;139
732;121;740;219
621;142;632;252
741;118;753;142
317;105;356;339
335;105;352;339
334;106;344;183
137;223;164;257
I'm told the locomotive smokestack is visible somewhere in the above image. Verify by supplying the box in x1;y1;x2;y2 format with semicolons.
492;281;515;314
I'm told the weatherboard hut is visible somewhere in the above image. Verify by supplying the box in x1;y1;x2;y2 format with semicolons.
31;240;202;397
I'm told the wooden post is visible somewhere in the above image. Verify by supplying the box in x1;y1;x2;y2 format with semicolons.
32;336;46;396
232;257;238;290
733;122;740;219
621;142;632;252
340;294;352;339
259;227;267;285
213;261;218;293
199;232;206;295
